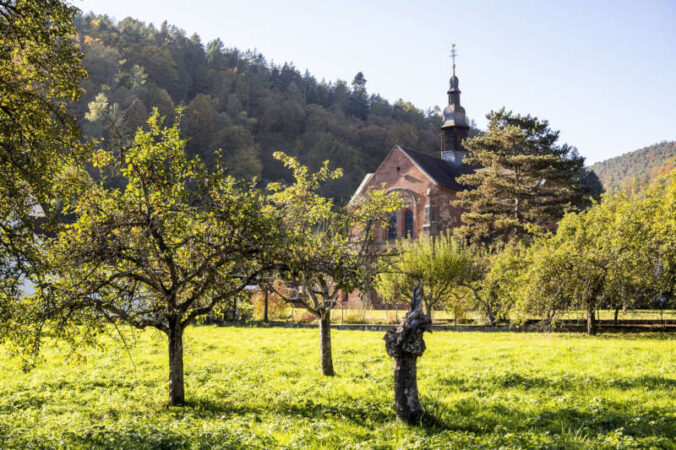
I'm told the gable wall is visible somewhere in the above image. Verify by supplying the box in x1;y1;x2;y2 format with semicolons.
344;147;466;309
361;147;464;240
362;147;434;240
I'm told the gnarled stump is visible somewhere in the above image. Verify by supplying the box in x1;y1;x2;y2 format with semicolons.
384;281;431;424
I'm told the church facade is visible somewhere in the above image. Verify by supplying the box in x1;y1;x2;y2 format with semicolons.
350;65;472;243
344;63;474;307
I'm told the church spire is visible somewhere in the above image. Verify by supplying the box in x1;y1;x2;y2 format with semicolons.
448;43;461;106
440;44;469;165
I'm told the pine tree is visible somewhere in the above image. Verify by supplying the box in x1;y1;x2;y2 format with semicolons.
348;71;369;120
455;109;587;244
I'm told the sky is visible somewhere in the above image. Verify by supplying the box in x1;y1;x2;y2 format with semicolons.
75;0;676;164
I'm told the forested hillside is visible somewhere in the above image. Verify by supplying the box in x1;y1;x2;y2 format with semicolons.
72;13;466;202
590;141;676;192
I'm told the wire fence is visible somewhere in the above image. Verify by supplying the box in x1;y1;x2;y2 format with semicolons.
258;307;676;326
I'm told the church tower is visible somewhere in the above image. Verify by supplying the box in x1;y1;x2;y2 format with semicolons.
440;44;469;167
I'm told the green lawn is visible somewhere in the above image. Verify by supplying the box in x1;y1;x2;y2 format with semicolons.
0;327;674;449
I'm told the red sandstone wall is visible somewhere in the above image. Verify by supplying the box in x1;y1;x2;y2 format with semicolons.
362;146;431;240
347;146;466;308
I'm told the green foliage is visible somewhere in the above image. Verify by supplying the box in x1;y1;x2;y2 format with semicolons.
0;327;673;448
0;0;88;355
513;169;676;333
45;110;280;402
455;109;587;245
268;152;403;318
348;71;369;120
376;232;471;315
590;141;676;193
457;244;526;326
0;0;87;201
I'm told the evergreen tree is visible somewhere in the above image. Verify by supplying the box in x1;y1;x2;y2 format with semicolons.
455;109;587;244
348;71;369;120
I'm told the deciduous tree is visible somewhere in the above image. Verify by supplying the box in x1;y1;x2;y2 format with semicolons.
0;0;88;352
457;244;524;326
267;152;401;376
514;171;674;334
47;112;278;404
376;232;471;318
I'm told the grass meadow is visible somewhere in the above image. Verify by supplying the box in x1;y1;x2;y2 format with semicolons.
0;327;674;449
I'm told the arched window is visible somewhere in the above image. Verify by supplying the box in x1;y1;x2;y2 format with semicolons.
404;209;414;239
387;212;397;241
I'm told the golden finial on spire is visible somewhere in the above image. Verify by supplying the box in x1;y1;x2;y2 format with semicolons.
450;43;457;76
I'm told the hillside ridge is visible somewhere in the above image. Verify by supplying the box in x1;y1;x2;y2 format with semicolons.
590;141;676;192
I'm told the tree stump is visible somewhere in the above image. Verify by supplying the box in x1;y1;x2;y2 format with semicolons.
384;281;431;424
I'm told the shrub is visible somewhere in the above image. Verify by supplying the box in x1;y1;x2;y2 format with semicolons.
295;312;317;324
343;312;366;324
252;289;288;321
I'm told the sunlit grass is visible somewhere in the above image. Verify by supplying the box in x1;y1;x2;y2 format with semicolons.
1;327;674;448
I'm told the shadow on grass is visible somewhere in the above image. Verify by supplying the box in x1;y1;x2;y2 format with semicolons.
436;373;676;392
184;395;392;425
415;397;674;441
2;388;673;447
180;386;674;442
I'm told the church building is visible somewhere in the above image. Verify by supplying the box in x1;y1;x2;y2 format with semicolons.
343;51;475;308
349;54;473;244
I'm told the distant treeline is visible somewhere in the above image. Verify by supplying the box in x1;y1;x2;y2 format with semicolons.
590;141;676;193
72;13;474;202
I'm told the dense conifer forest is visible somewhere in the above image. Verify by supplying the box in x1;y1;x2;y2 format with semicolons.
71;13;468;202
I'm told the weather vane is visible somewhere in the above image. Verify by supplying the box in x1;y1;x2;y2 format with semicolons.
450;43;457;76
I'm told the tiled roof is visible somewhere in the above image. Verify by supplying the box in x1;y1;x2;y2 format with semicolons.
398;146;474;190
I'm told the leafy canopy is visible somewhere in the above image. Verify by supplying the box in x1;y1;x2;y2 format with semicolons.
0;0;88;354
513;168;675;332
47;110;279;348
376;232;471;315
268;152;403;317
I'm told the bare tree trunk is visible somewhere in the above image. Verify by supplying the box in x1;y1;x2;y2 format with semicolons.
384;282;431;425
318;313;334;376
168;321;185;405
614;307;620;326
392;353;422;423
586;304;597;335
264;288;269;323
